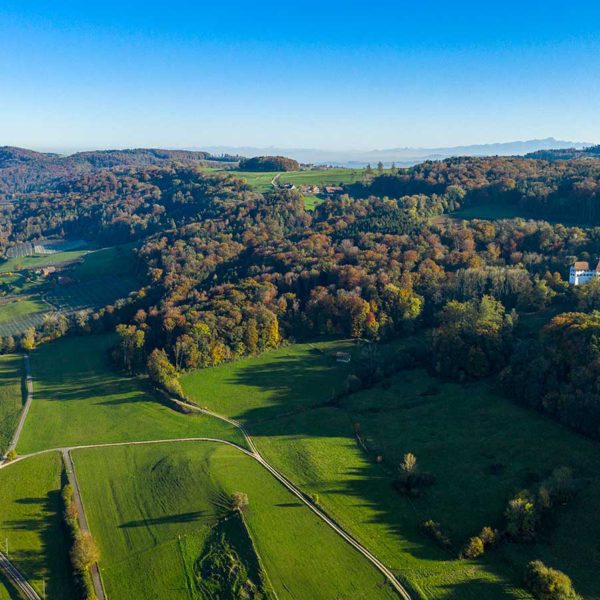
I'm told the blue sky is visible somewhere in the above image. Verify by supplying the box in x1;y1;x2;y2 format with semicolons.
1;1;599;151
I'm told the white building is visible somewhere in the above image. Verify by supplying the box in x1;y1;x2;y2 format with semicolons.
569;260;600;285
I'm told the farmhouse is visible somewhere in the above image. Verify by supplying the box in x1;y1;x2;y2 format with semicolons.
569;260;600;285
323;186;343;196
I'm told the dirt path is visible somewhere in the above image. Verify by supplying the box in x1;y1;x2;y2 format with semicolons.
1;369;412;599
62;449;107;600
171;398;412;600
3;355;33;460
0;551;41;600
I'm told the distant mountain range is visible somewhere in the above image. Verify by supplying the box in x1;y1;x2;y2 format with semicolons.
1;138;597;197
200;138;594;167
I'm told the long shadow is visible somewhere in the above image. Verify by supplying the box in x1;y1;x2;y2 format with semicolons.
119;510;205;528
5;485;77;600
208;343;530;598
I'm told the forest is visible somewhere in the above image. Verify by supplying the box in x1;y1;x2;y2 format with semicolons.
2;154;600;440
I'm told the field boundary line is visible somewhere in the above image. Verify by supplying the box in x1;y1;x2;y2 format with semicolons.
0;375;411;598
0;551;41;600
62;449;108;600
173;397;412;600
2;355;33;461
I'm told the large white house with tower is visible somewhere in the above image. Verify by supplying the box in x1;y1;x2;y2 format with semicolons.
569;260;600;285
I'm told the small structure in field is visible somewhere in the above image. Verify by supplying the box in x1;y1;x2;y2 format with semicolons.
336;351;352;363
323;186;343;196
36;266;57;277
569;260;600;285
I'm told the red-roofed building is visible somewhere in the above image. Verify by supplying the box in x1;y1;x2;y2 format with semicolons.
569;260;600;285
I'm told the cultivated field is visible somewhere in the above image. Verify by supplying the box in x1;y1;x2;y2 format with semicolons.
181;340;600;599
0;298;46;324
0;354;23;454
0;452;77;600
45;275;136;311
74;441;397;600
17;335;245;454
0;311;52;338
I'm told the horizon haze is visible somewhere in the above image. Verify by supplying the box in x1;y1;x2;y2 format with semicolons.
2;1;600;150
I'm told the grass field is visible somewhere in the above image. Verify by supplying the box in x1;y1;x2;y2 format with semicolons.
303;195;323;211
0;298;46;324
279;168;367;187
180;339;359;423
0;452;77;600
68;243;137;281
0;249;89;274
0;354;23;454
73;442;397;600
209;167;368;195
17;335;246;454
181;340;600;599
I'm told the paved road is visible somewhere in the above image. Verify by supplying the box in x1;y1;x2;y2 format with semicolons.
62;449;107;600
0;551;41;600
4;355;33;459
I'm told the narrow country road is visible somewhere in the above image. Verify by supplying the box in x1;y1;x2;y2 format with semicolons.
1;366;412;599
4;355;33;459
0;551;41;600
171;398;412;600
62;449;107;600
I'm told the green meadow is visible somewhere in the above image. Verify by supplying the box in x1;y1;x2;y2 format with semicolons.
68;243;137;281
181;340;600;599
181;339;359;422
0;354;24;454
0;298;46;324
0;249;90;274
279;167;366;187
211;167;367;195
18;335;245;454
0;452;76;600
73;441;397;600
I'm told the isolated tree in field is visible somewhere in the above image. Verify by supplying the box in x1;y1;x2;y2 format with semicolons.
460;536;485;559
377;161;384;173
525;560;579;600
70;532;100;572
505;491;539;542
20;327;35;352
399;452;418;478
231;491;249;513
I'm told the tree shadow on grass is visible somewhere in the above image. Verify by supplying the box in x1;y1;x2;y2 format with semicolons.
5;485;77;600
119;511;205;528
209;346;528;599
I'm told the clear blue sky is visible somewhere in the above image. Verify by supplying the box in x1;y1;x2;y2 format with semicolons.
1;1;599;151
